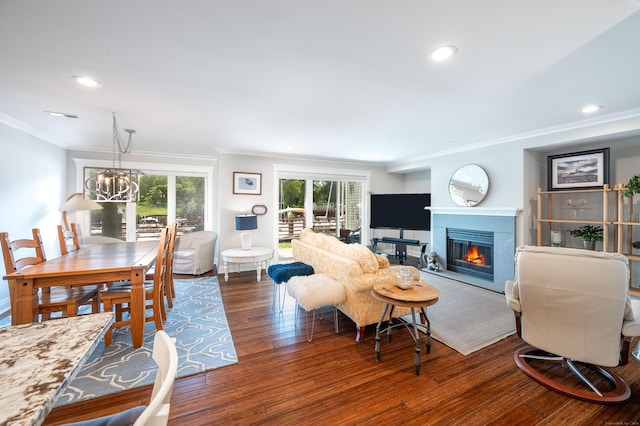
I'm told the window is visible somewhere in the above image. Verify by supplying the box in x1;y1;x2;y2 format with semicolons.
274;164;369;260
75;158;214;242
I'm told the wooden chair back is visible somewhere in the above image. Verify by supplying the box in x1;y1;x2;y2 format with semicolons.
151;226;172;316
57;223;81;255
1;228;46;273
165;222;178;304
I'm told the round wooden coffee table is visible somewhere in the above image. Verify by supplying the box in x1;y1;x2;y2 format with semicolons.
371;279;440;375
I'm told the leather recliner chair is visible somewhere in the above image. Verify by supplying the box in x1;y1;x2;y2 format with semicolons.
505;245;640;404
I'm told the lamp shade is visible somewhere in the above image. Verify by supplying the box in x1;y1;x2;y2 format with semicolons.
60;193;103;212
235;214;257;231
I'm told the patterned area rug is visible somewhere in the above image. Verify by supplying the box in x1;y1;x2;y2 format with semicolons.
55;276;238;407
408;272;516;356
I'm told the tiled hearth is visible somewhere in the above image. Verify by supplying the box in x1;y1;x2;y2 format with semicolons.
430;207;521;293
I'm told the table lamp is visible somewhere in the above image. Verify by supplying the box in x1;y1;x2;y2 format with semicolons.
235;214;257;250
59;193;103;231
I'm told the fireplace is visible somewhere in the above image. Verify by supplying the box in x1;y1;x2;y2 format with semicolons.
431;208;519;293
447;228;494;281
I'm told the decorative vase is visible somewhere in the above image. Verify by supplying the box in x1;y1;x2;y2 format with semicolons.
396;269;414;290
583;240;596;250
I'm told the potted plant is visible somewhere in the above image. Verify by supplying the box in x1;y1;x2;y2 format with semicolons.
622;174;640;198
622;174;640;222
569;225;603;250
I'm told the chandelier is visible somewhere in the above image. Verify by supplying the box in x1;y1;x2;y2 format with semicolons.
84;112;142;202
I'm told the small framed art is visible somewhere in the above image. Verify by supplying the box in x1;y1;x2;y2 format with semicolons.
233;172;262;195
547;148;610;191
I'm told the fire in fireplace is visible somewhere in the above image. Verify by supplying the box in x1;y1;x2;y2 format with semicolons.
464;246;485;265
446;228;494;281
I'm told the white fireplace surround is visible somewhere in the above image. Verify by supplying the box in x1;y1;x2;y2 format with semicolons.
430;207;521;293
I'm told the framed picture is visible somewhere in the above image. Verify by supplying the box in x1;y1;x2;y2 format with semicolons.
547;148;610;191
233;172;262;195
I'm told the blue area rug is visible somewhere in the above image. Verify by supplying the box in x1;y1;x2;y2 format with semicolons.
55;276;238;406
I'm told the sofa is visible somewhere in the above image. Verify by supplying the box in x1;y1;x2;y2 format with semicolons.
292;228;424;341
173;231;217;275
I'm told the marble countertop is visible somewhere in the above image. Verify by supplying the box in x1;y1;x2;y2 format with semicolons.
0;312;113;426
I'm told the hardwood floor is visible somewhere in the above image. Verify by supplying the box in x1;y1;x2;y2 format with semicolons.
45;272;640;425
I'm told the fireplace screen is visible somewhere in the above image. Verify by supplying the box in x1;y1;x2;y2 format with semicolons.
446;228;494;281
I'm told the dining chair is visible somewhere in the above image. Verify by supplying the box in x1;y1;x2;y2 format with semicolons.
146;222;178;308
58;223;116;292
1;228;101;321
62;330;178;426
102;226;172;346
57;223;81;255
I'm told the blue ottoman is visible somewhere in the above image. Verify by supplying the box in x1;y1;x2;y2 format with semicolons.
267;262;314;312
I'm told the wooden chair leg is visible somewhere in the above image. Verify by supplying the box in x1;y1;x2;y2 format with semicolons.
67;304;78;317
105;325;113;346
91;293;101;314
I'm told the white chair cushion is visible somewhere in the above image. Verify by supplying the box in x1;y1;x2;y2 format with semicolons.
173;249;195;260
287;274;346;311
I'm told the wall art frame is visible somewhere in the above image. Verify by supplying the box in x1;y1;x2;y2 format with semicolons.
233;172;262;195
547;147;610;191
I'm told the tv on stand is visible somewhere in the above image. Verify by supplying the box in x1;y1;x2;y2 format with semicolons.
370;193;430;267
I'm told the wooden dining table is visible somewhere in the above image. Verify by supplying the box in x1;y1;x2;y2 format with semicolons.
2;241;158;348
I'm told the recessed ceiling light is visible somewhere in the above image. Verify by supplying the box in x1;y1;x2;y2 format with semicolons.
72;75;101;87
581;104;603;114
45;111;78;118
430;45;458;61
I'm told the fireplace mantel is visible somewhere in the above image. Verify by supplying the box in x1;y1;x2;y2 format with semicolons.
430;207;522;217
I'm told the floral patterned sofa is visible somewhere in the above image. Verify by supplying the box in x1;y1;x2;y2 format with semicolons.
292;228;424;341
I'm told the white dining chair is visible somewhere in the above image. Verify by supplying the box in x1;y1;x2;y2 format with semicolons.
62;330;178;426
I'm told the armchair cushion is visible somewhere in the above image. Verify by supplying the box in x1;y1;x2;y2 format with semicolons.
173;231;217;275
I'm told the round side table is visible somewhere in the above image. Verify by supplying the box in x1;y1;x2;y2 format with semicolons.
221;247;274;282
371;280;440;375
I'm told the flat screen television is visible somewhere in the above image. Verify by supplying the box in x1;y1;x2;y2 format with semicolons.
370;193;431;231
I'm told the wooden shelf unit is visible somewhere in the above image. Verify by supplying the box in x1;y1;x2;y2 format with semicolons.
536;185;615;250
537;184;640;295
615;184;640;297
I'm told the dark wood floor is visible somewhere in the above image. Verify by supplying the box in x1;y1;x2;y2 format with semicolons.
45;271;640;425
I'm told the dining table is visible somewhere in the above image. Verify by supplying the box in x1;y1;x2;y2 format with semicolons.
0;312;113;426
2;241;158;348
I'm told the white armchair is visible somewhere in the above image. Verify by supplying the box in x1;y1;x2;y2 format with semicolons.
173;231;217;275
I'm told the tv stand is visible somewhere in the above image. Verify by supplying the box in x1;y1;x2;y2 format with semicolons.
371;236;428;268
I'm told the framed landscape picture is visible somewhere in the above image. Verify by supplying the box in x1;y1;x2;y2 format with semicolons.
233;172;262;195
547;148;610;191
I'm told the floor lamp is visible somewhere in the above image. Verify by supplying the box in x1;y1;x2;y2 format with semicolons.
235;214;257;250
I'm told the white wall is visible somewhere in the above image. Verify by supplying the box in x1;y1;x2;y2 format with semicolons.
0;122;67;313
217;153;406;264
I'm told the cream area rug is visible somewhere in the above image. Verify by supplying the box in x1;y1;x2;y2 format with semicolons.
407;271;516;356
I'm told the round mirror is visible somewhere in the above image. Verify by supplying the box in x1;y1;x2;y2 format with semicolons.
448;164;489;207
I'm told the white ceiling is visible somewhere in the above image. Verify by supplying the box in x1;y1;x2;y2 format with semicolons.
1;1;640;165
